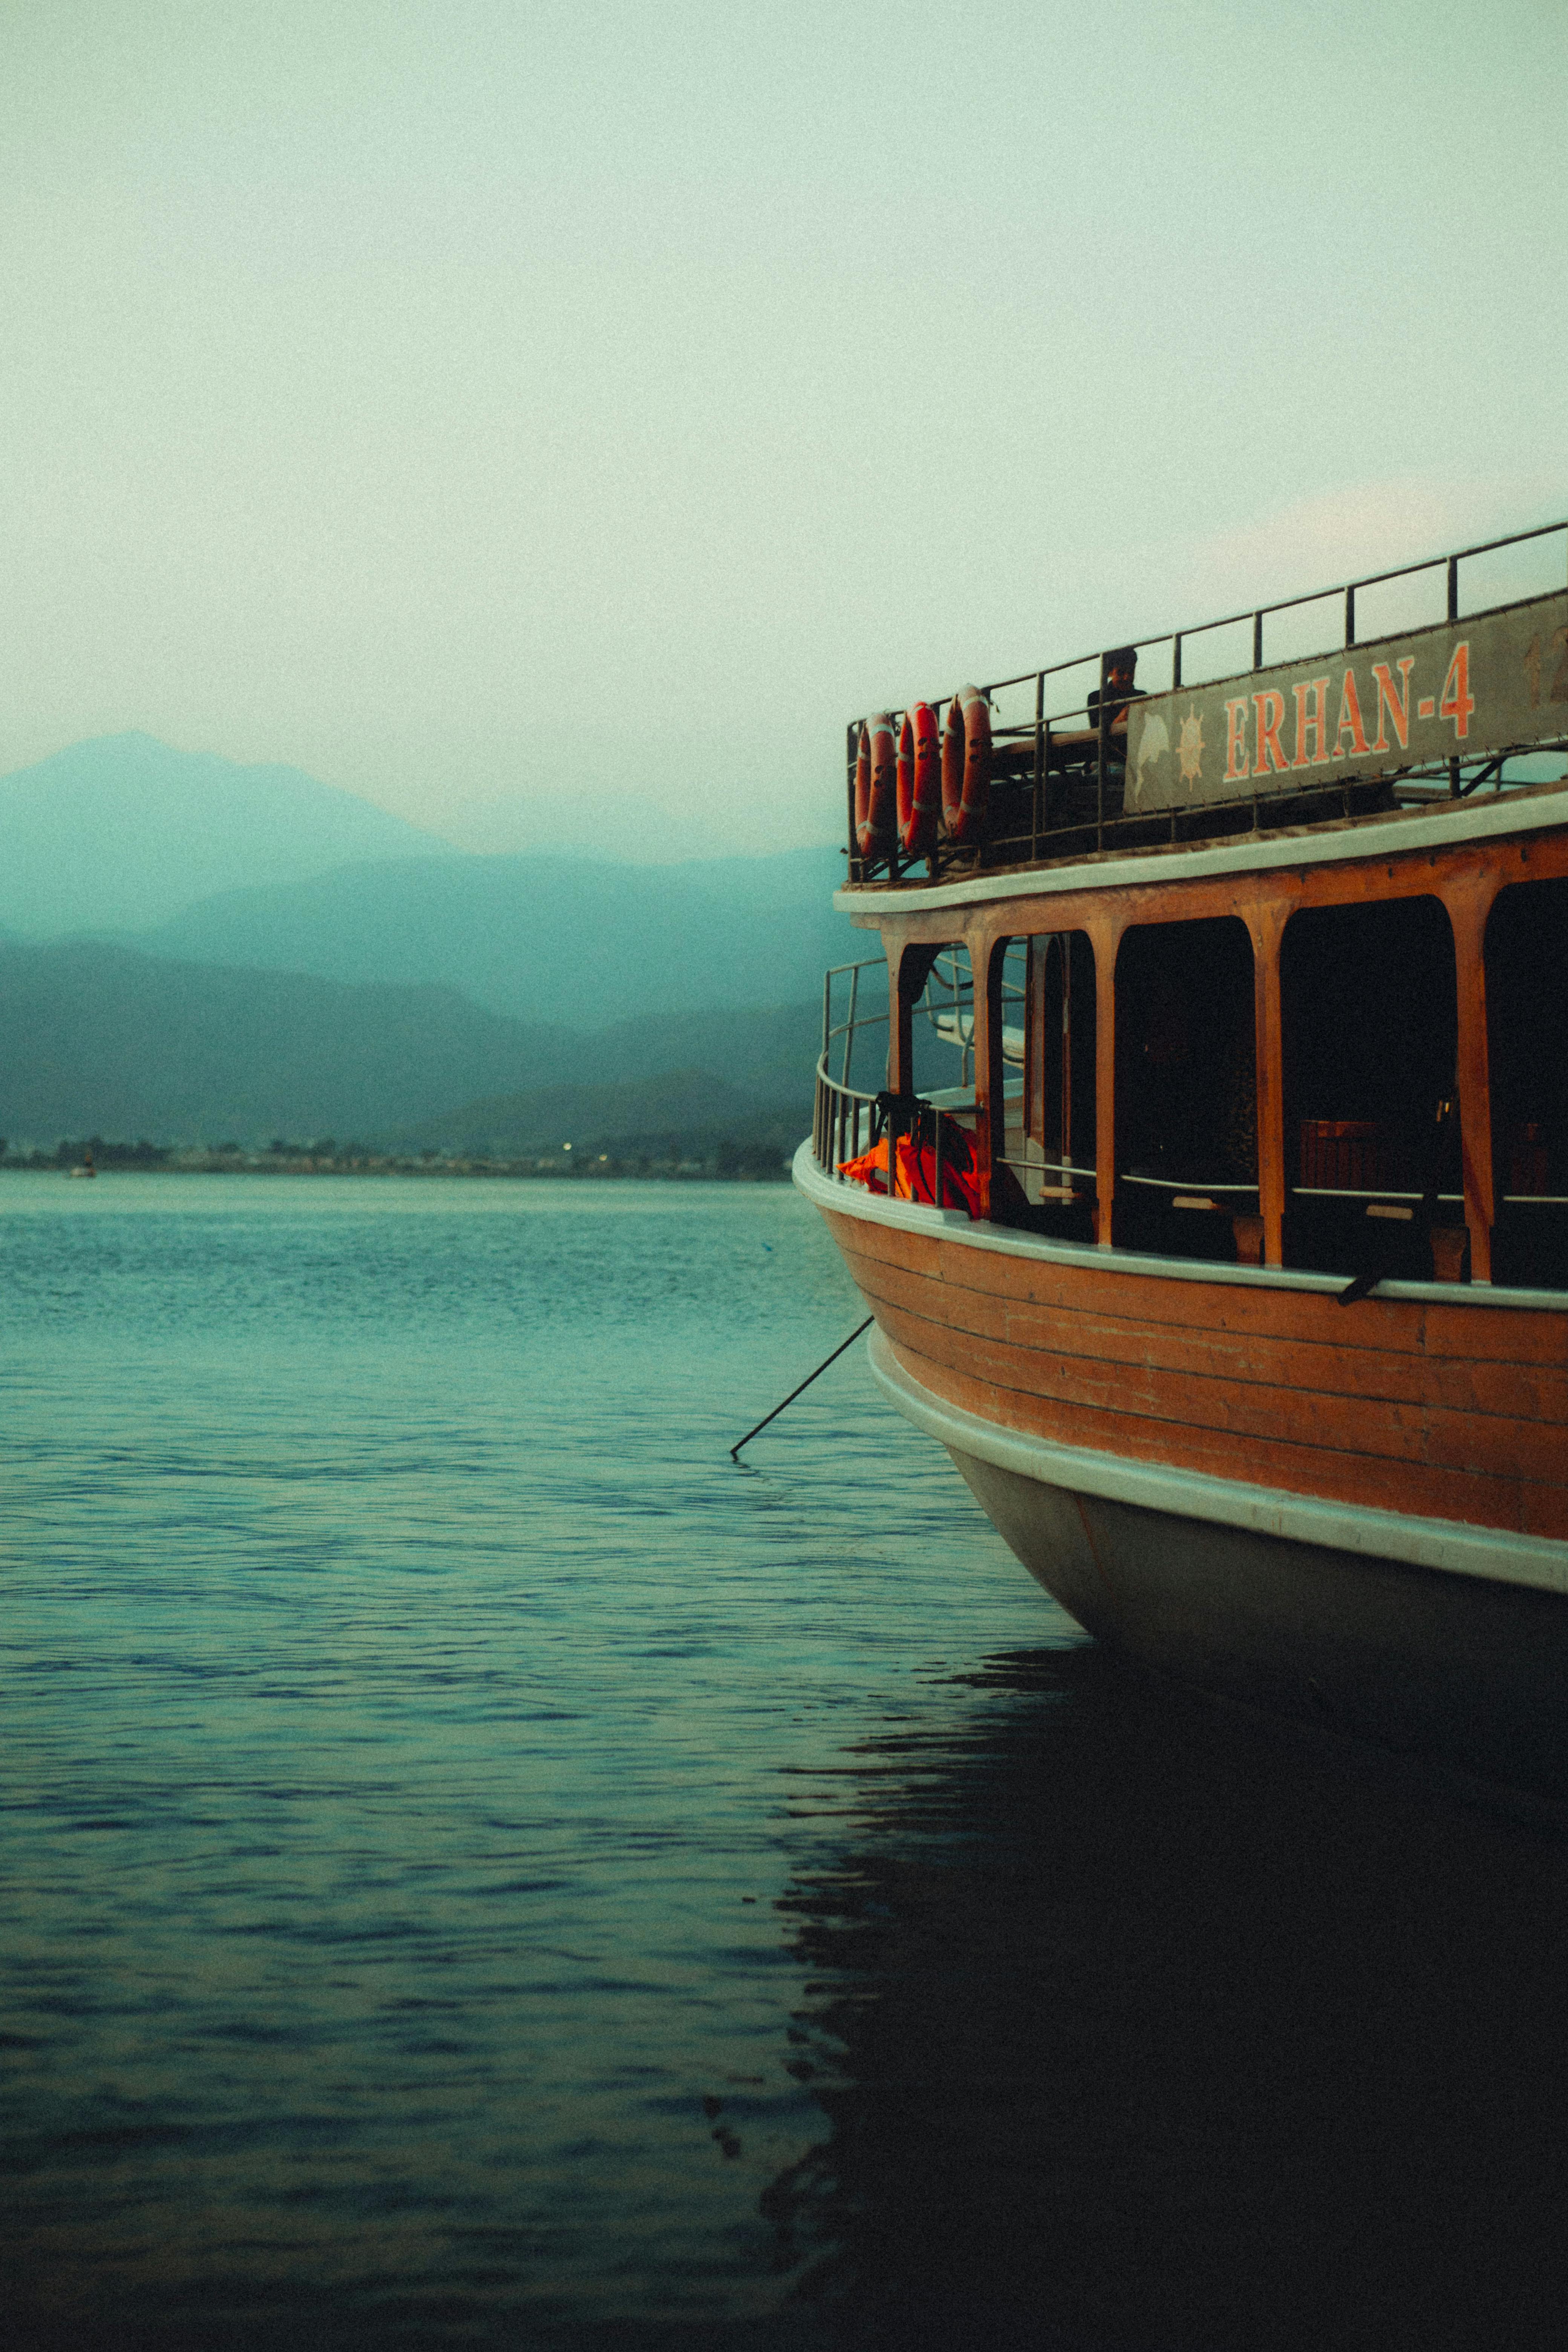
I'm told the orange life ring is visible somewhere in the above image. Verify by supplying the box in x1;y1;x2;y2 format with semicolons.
854;713;897;856
897;702;940;854
941;685;991;844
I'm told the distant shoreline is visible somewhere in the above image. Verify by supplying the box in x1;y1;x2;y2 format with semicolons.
2;1151;793;1184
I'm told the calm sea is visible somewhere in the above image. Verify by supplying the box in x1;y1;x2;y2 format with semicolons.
5;1174;1568;2352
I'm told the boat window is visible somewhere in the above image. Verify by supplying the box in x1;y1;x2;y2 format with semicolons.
1485;877;1568;1290
1281;895;1459;1278
907;943;975;1103
984;932;1098;1239
1112;917;1257;1260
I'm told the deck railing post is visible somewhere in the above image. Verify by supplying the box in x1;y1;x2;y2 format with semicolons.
846;723;859;882
1032;671;1044;862
972;927;1007;1223
888;946;910;1097
1089;913;1122;1248
1442;871;1502;1285
1245;900;1290;1269
1096;653;1110;852
1021;937;1037;1148
892;940;942;1102
1447;556;1462;796
1061;934;1073;1181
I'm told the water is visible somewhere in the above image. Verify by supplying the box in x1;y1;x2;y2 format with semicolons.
4;1174;1568;2351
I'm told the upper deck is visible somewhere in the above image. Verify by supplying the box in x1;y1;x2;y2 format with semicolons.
842;517;1568;902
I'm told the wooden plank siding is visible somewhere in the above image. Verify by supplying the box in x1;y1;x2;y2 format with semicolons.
835;1240;1568;1425
821;1205;1568;1540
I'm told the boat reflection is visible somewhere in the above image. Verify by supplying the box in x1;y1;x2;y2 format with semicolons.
765;1646;1568;2352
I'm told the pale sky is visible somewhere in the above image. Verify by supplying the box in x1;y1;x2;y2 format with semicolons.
3;0;1564;856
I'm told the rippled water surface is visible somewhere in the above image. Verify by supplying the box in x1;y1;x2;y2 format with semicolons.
5;1174;1568;2352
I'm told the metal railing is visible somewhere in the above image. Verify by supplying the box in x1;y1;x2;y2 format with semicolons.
812;951;1027;1208
813;959;887;1177
846;516;1568;885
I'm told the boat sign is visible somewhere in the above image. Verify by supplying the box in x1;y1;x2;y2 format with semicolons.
1125;588;1568;812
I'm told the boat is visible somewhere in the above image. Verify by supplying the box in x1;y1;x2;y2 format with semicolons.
795;517;1568;1800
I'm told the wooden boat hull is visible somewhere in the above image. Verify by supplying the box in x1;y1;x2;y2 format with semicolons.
875;1323;1568;1801
796;1145;1568;1798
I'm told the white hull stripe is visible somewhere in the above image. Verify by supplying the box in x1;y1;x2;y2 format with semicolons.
865;1325;1568;1596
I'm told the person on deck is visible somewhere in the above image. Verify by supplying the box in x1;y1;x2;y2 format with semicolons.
1086;646;1144;733
1052;646;1146;819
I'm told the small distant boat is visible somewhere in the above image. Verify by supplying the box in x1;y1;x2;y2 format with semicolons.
800;513;1568;1802
68;1147;95;1179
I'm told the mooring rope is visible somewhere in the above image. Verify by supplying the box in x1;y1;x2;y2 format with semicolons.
729;1317;874;1459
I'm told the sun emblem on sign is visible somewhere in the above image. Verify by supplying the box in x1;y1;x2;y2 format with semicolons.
1178;702;1205;795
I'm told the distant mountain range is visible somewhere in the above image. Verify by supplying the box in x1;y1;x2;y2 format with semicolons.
0;733;860;1145
127;844;851;1030
0;733;855;1029
0;735;458;934
0;937;824;1148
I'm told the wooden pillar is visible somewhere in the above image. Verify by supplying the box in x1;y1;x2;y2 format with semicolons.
888;938;941;1097
1246;900;1290;1269
1441;869;1502;1285
970;926;1007;1223
1022;938;1038;1147
1032;936;1058;1155
887;939;913;1096
1087;913;1124;1248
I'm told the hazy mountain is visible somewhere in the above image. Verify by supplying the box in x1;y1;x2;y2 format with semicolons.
0;939;571;1142
0;937;825;1145
0;735;461;935
581;1000;824;1102
0;736;861;1029
129;846;857;1029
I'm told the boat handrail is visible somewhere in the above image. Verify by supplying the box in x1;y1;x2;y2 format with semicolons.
813;948;1030;1184
874;516;1568;723
846;514;1568;885
820;950;1026;1095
